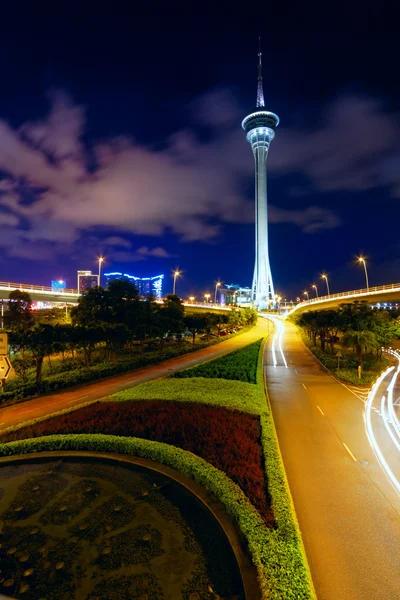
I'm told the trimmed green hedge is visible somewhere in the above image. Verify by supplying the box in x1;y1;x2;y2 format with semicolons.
171;339;262;384
109;378;264;415
0;433;311;599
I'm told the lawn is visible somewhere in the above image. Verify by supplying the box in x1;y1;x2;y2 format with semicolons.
171;338;262;383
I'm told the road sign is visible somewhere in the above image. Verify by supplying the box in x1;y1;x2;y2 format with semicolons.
0;355;11;379
0;333;8;355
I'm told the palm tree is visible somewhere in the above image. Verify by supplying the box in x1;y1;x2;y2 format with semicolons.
340;330;378;366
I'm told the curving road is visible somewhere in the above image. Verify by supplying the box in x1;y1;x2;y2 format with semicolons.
265;318;400;600
0;321;270;432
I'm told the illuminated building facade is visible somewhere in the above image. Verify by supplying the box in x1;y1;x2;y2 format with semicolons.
77;271;99;293
104;272;164;299
219;284;252;306
242;44;279;310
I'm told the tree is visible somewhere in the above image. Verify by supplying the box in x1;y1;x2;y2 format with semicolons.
4;290;34;333
184;314;206;344
160;295;185;335
24;325;57;385
71;286;109;328
340;330;379;366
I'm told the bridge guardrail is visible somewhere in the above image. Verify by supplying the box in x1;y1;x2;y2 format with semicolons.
0;281;79;295
288;282;400;315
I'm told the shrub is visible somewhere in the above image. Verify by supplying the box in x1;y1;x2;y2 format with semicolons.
0;400;272;521
172;339;262;384
110;377;265;414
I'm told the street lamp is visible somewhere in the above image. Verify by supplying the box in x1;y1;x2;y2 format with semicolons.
172;270;181;295
358;256;370;291
98;257;104;286
321;274;330;296
189;296;195;304
214;281;222;304
312;284;319;298
303;291;309;300
296;297;300;303
204;293;211;303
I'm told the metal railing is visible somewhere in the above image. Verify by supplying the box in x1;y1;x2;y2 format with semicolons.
0;281;79;296
288;282;400;315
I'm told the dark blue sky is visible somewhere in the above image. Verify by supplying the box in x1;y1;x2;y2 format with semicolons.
0;7;399;299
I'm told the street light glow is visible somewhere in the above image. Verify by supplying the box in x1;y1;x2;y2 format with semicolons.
172;269;181;295
357;256;370;291
321;273;330;296
312;284;319;298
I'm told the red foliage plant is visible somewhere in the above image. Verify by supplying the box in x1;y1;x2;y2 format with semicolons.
1;401;273;523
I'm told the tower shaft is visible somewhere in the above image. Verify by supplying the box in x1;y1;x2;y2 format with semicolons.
252;130;274;306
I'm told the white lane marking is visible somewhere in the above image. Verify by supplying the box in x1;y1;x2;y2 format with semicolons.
343;443;357;462
302;383;307;390
317;405;324;416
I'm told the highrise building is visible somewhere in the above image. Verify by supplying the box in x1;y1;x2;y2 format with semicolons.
104;272;164;299
242;42;279;310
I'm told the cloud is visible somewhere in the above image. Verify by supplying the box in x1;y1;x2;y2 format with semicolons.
103;236;132;249
269;206;341;233
137;246;173;258
270;95;400;194
5;88;393;263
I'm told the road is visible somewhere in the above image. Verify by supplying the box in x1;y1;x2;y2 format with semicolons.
0;321;270;432
265;318;400;600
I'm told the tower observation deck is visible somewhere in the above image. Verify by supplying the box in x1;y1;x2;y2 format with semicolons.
242;42;279;310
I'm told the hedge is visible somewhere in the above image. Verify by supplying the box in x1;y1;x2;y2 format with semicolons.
0;433;308;599
109;377;265;415
171;339;262;384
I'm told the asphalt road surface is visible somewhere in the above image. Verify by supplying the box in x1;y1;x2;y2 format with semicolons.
0;320;270;432
265;318;400;600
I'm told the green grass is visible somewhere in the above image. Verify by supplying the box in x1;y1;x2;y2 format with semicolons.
110;378;265;414
171;338;262;384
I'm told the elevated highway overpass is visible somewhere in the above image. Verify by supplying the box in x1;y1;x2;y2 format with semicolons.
287;282;400;317
0;281;80;304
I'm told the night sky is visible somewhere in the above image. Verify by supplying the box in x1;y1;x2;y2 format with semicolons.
0;7;399;300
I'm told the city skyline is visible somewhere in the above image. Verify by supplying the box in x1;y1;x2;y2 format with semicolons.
1;20;400;298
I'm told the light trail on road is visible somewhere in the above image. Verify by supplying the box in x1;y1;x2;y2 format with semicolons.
260;314;288;368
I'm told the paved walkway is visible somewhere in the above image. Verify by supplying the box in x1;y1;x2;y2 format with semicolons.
265;319;400;600
0;320;270;432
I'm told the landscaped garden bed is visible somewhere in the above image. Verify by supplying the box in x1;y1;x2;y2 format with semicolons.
0;400;272;522
0;336;316;599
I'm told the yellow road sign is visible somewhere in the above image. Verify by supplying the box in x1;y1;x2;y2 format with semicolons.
0;355;11;379
0;333;8;355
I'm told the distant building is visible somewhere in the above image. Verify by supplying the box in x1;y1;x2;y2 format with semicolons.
219;284;252;306
104;272;164;299
51;280;66;292
77;270;99;293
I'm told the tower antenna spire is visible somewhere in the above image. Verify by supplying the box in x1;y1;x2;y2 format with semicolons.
257;36;265;108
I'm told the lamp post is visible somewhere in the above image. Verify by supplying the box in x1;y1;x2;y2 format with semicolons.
98;257;104;286
312;284;319;298
358;257;370;291
204;293;211;304
172;270;181;295
214;281;221;304
321;274;330;296
303;291;309;300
